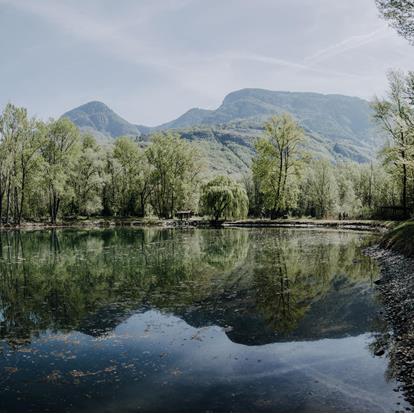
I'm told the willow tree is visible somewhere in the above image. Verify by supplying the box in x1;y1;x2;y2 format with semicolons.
199;175;248;221
146;132;200;218
252;113;305;219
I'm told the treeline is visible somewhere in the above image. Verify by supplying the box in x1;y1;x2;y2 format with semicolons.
246;69;414;220
0;104;200;224
0;70;413;224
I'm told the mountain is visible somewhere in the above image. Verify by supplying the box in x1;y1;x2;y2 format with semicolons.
62;89;382;177
157;89;377;152
62;101;142;142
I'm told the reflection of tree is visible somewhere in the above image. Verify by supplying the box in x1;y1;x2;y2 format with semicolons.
0;228;380;347
0;228;250;345
251;229;379;334
141;228;250;310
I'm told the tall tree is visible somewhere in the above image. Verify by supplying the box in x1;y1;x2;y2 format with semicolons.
372;70;414;216
69;134;106;216
41;118;80;223
252;114;305;218
307;159;338;219
0;104;44;224
110;136;153;217
146;132;200;218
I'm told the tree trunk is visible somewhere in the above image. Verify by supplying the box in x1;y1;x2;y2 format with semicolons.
402;150;408;218
5;181;11;224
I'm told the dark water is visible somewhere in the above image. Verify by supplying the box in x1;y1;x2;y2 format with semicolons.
0;228;409;412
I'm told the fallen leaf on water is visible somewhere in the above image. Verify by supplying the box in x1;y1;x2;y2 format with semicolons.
69;370;98;378
45;370;62;383
17;348;37;354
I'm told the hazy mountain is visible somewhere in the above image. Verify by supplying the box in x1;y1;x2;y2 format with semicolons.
157;88;375;144
62;89;382;177
62;101;142;141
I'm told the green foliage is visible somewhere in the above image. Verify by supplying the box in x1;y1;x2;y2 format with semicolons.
1;84;414;224
146;132;201;218
252;114;305;218
41;117;81;223
199;175;248;221
372;70;414;216
301;159;338;218
0;104;45;224
69;134;106;216
381;220;414;257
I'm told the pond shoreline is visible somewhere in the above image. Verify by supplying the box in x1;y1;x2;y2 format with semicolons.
0;218;395;232
365;245;414;407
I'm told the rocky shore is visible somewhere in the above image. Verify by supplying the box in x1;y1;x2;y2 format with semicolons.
366;246;414;408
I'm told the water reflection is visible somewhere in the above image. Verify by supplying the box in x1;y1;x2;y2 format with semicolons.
0;228;409;412
0;228;377;347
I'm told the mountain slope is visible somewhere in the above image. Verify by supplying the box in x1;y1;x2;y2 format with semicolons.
62;101;142;140
158;89;376;147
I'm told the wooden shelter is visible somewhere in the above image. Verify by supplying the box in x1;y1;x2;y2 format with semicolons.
176;210;194;221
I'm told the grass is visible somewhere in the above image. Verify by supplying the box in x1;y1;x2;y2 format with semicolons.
380;220;414;257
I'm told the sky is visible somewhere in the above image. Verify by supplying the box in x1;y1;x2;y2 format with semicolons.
1;0;414;126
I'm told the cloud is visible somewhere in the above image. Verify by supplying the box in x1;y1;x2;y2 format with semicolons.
305;27;390;65
1;0;182;71
1;0;414;124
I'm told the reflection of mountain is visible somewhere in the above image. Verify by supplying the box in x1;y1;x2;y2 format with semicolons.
173;277;378;345
0;228;379;346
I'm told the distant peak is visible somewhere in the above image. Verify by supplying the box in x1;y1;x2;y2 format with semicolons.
70;101;112;113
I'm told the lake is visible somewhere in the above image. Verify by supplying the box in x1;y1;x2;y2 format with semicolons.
0;228;409;412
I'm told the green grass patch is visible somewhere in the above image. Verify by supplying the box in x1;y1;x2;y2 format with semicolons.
380;220;414;257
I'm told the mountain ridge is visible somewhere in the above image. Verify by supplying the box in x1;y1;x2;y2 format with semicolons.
62;88;382;177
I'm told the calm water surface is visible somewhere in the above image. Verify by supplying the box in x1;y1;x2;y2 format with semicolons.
0;228;409;412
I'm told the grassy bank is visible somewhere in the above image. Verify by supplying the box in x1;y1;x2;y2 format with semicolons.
380;220;414;257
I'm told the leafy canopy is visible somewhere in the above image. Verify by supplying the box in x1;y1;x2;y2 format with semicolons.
199;175;248;221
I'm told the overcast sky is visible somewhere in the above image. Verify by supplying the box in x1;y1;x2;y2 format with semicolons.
1;0;414;126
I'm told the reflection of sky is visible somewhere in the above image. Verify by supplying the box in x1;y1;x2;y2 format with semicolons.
0;310;408;412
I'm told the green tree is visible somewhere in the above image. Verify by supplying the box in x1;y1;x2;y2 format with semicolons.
69;134;106;216
199;175;249;221
252;114;305;218
146;132;200;218
41;118;80;223
110;136;153;217
372;70;414;216
0;104;44;224
307;159;338;218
